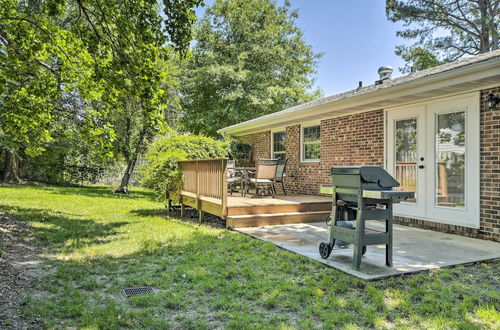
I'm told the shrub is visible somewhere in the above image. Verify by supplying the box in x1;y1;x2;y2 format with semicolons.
140;134;229;198
229;140;252;163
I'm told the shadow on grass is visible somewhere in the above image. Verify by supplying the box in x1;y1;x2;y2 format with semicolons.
0;185;158;201
0;204;128;254
129;208;168;218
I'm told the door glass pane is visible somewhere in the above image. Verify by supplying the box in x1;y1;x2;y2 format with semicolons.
395;118;417;202
435;111;465;208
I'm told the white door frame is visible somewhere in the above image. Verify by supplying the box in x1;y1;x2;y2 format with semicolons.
385;92;480;229
386;106;427;218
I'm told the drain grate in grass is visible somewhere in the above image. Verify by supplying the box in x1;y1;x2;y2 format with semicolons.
123;286;157;297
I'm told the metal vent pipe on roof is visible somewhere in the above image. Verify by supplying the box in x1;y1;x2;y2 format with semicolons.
378;66;393;80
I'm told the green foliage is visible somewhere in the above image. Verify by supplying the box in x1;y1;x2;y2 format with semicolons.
0;0;205;182
229;140;252;162
395;46;445;73
140;134;229;198
163;0;205;54
386;0;500;71
180;0;322;136
22;145;68;185
21;144;119;185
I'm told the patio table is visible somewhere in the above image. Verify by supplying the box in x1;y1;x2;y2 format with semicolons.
227;167;256;196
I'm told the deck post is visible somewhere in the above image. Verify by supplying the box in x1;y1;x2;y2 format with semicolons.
180;203;185;218
196;160;202;217
198;210;204;222
221;158;228;223
165;190;172;213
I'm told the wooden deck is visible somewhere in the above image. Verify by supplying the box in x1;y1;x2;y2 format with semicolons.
176;192;332;228
226;194;331;227
171;159;332;228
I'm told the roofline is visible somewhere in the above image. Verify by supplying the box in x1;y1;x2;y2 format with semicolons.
218;52;500;136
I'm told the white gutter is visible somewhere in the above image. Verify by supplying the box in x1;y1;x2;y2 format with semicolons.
218;52;500;136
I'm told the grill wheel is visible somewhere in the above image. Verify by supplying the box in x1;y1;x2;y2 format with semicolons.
319;242;332;259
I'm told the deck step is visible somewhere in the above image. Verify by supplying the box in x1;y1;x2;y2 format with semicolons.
226;210;330;228
227;202;331;216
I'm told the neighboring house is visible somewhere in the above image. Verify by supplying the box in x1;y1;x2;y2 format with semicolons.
218;50;500;242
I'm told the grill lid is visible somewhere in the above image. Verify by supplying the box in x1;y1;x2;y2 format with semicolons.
331;166;400;188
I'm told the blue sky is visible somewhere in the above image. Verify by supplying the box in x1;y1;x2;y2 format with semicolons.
196;0;409;96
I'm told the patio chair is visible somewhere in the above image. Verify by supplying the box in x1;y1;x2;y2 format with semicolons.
272;158;288;195
247;158;279;197
227;160;241;195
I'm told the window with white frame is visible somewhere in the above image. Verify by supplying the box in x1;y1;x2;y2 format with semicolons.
302;125;320;161
272;131;286;160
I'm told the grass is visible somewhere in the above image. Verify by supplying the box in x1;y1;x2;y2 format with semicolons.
0;185;499;329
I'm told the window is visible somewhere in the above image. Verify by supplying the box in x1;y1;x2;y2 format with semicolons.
302;125;320;161
272;131;286;160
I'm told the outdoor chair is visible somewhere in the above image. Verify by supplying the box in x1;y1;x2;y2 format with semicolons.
272;158;288;195
227;160;241;195
246;158;279;197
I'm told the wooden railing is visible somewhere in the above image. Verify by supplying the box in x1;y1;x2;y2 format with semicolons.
395;161;448;199
395;162;417;192
177;158;228;221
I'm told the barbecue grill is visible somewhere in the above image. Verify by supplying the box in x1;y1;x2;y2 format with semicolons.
319;166;414;270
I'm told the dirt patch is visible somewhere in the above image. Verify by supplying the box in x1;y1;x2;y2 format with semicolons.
0;213;43;329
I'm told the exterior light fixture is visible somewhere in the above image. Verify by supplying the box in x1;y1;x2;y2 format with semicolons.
488;93;500;110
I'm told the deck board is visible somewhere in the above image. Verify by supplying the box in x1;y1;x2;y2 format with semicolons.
227;194;330;207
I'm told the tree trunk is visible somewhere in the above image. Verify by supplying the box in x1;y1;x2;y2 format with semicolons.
2;150;22;184
478;0;491;53
113;157;137;194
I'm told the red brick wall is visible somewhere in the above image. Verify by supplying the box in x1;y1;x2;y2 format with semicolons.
479;86;500;241
237;89;500;241
238;131;271;161
282;124;327;194
281;110;385;194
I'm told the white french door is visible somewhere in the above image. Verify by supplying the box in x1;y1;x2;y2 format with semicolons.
386;93;480;228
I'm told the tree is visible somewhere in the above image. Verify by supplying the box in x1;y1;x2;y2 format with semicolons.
180;0;321;136
0;0;204;184
386;0;500;72
111;56;182;193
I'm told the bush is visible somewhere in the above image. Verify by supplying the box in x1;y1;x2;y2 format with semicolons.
229;140;252;163
140;134;229;198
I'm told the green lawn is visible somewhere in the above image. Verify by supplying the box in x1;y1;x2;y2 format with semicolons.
0;185;498;329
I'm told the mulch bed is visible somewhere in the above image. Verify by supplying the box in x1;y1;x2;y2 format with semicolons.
168;206;227;229
0;213;42;329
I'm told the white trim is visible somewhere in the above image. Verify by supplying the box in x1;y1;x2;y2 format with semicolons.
386;106;427;218
270;129;286;159
425;93;480;228
270;126;287;133
300;119;322;127
300;122;321;163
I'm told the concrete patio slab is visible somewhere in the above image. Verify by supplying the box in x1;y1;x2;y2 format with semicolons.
236;221;500;280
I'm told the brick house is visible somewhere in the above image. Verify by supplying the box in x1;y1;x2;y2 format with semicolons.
218;50;500;242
